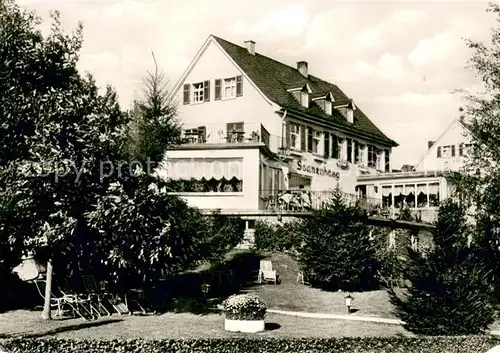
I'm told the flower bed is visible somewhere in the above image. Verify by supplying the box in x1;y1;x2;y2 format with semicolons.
222;294;267;333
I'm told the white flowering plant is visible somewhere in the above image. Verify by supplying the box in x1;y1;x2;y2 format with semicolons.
222;294;267;321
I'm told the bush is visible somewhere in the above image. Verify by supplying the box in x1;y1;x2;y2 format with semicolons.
390;199;495;335
254;220;304;252
222;294;266;320
298;189;379;291
2;337;500;353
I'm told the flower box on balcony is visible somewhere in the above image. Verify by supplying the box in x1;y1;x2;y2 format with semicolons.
222;294;267;333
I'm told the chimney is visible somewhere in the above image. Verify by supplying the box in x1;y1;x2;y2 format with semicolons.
244;40;255;55
297;61;308;78
428;141;434;149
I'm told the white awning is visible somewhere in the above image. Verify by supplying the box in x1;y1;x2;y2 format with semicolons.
166;158;243;181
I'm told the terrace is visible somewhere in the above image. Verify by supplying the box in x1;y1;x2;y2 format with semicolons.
179;122;281;152
258;190;436;221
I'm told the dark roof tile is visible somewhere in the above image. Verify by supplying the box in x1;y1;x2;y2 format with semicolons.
213;35;398;147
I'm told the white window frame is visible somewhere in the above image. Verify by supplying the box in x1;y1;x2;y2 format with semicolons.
223;77;236;99
357;143;366;165
338;138;346;160
300;91;309;108
325;100;332;115
192;82;204;103
442;145;451;158
313;131;322;155
376;150;383;171
290;123;300;150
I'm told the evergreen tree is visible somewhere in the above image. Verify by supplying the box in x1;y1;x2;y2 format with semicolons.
298;188;378;291
389;200;494;335
126;52;182;167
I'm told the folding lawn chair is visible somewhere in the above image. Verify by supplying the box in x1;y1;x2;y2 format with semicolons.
125;288;151;315
258;260;277;284
96;279;130;315
33;280;70;319
56;279;98;320
82;275;112;316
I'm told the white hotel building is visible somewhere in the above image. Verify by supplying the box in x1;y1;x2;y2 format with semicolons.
157;35;398;217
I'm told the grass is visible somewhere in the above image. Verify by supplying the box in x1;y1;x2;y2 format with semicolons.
0;250;407;340
0;310;409;340
244;252;396;318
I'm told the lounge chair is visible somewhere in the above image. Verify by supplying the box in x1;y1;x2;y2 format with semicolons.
258;260;277;284
33;280;69;318
56;279;98;320
82;275;112;316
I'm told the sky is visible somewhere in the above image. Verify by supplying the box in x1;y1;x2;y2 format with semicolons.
17;0;497;168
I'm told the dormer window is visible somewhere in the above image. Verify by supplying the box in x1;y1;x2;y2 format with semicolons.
325;100;332;115
287;83;312;109
300;90;309;108
312;92;334;115
334;99;356;123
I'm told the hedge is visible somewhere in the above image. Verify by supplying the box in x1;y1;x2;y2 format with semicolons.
1;337;500;353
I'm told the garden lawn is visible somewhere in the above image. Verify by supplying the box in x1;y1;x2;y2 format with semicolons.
0;310;408;340
247;252;396;318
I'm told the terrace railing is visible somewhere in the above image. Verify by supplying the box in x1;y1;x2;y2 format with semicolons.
259;189;437;224
180;123;280;151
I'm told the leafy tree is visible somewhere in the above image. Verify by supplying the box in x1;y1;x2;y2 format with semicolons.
298;188;378;291
450;4;500;302
389;200;494;335
203;211;245;267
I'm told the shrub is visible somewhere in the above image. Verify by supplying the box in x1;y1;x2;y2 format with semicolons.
254;219;304;252
298;189;379;291
2;337;500;353
222;294;266;320
390;199;495;335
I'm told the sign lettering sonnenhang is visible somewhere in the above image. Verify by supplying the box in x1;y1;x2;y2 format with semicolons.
296;160;340;181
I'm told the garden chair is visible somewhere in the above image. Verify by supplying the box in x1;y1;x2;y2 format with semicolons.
81;275;112;316
95;279;130;315
33;279;70;318
56;279;98;320
125;288;149;315
258;260;277;284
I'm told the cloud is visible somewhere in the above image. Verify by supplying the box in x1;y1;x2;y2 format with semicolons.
392;9;426;24
373;91;458;105
230;5;310;41
408;32;462;68
340;53;409;83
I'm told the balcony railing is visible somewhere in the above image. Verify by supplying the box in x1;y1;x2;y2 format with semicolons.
259;189;436;224
180;123;281;151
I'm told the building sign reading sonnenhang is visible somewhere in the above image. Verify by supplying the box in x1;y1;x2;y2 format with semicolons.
296;160;340;181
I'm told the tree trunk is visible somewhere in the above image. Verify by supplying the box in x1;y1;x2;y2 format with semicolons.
41;260;53;320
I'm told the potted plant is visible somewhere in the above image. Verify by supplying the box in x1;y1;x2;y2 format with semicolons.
222;294;267;333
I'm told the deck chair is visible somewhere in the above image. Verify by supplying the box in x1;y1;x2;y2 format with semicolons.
56;279;98;320
33;280;70;318
82;275;112;316
97;280;130;315
125;289;149;315
258;260;277;284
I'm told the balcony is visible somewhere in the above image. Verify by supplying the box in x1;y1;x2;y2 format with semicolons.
180;123;281;151
259;189;436;224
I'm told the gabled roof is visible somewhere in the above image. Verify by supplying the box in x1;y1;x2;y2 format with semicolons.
412;118;472;170
212;35;398;147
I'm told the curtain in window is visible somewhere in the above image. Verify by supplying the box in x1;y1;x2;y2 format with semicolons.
382;186;392;197
166;158;243;180
417;184;427;195
404;184;415;196
428;183;439;194
393;185;403;195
